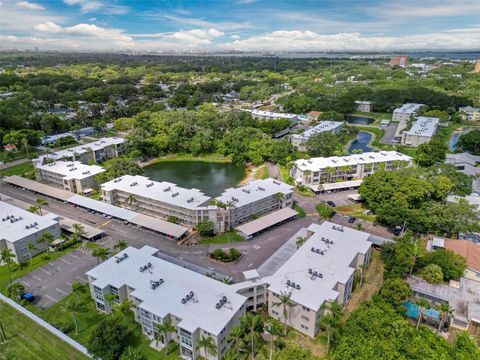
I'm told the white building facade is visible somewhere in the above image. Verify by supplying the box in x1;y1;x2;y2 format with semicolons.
401;116;439;147
290;121;344;151
459;106;480;121
354;101;373;112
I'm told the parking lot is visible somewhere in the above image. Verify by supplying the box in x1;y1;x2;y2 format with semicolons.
17;238;112;309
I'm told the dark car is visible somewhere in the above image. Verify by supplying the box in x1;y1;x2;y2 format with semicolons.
21;292;35;302
326;201;336;207
393;226;402;236
348;216;356;224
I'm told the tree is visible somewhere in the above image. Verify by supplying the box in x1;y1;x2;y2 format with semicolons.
155;317;175;347
420;248;467;281
119;346;143;360
456;129;480;155
415;139;448;167
452;331;480;360
114;240;128;252
111;299;134;322
64;297;80;335
415;298;430;329
380;277;412;308
71;223;84;243
227;325;245;355
1;249;15;272
27;243;37;263
318;300;344;353
196;335;217;359
266;321;282;360
87;317;128;360
71;282;85;302
35;197;48;216
125;194;137;210
436;303;454;335
296;236;307;249
240;313;264;360
92;247;110;264
39;231;54;245
420;264;444;284
273;291;295;335
6;282;24;302
28;205;40;215
197;220;215;237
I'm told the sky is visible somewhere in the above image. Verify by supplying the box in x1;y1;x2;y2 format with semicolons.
1;0;480;52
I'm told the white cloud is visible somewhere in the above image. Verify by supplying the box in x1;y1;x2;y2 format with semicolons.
16;1;44;10
34;21;62;33
63;0;128;14
230;34;241;40
372;0;480;18
130;28;224;47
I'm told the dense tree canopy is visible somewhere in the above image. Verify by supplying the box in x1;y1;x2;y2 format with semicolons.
456;130;480;155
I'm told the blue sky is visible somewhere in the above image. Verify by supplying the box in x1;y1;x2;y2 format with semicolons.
1;0;480;51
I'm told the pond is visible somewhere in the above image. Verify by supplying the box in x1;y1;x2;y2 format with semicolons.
143;160;246;197
348;131;373;153
449;127;472;151
346;115;375;125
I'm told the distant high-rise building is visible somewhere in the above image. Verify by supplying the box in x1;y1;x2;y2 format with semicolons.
390;55;409;68
474;60;480;73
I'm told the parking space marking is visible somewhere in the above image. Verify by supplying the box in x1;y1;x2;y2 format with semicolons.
56;288;68;295
45;295;58;303
32;274;42;281
66;281;72;286
68;253;79;259
56;266;62;270
60;258;71;265
21;280;31;287
48;262;55;266
39;268;52;276
75;276;88;283
97;219;112;229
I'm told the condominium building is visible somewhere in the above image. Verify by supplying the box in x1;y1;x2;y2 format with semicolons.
291;151;412;192
401;116;439;147
475;60;480;74
0;201;61;263
33;137;127;167
86;246;246;360
101;175;217;228
291;121;344;151
243;109;298;121
459;106;480;121
233;221;372;338
393;103;424;138
389;56;409;68
354;101;373;112
36;161;105;194
446;153;480;177
215;178;294;228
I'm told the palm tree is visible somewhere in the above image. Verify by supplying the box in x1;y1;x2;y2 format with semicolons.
318;300;344;353
38;232;54;248
71;223;84;243
357;263;366;287
126;194;137;210
155;317;176;347
266;322;282;360
22;137;30;158
28;205;40;215
241;313;264;360
275;192;285;207
415;298;430;329
114;240;128;252
227;325;244;355
222;277;233;285
92;247;110;264
196;335;217;359
35;198;48;216
6;282;25;302
71;282;85;302
225;200;236;232
296;236;307;249
64;297;80;335
111;299;133;321
436;303;454;334
1;249;15;272
27;243;37;263
273;291;295;335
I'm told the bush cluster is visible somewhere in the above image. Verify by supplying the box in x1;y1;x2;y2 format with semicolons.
210;248;242;262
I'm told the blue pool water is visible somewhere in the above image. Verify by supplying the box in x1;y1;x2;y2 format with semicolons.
348;131;373;153
449;128;472;151
347;115;375;125
404;301;440;320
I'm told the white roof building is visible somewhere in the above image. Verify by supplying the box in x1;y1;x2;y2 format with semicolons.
291;121;344;147
403;116;439;139
293;151;412;172
1;201;59;244
216;178;294;209
36;161;105;181
244;109;298;120
393;103;424;115
102;175;211;210
86;245;246;336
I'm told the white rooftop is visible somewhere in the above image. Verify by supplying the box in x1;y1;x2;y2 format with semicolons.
264;221;371;311
355;101;372;105
101;175;211;209
404;117;439;138
0;201;59;243
291;121;344;141
86;246;246;335
393;103;424;114
37;137;125;163
37;161;105;180
215;178;293;208
244;109;298;119
294;151;412;172
459;106;479;112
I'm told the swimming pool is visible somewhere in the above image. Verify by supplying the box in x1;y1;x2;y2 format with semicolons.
404;301;440;320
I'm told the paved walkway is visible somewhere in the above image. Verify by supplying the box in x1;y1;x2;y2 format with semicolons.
0;293;91;358
0;157;30;169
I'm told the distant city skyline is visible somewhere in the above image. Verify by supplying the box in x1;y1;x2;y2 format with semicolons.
1;0;480;51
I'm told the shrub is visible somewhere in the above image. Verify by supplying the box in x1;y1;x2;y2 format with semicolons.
210;248;242;262
197;220;215;237
316;202;334;219
420;264;444;284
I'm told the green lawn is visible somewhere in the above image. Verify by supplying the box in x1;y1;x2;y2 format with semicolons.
254;164;269;179
199;231;244;245
0;161;35;178
0;244;80;292
145;153;232;165
293;203;306;218
0;300;88;360
335;203;376;222
279;165;294;184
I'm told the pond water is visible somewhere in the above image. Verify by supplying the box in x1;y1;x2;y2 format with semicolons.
348;131;373;153
346;115;375;125
449;127;472;151
143;160;246;197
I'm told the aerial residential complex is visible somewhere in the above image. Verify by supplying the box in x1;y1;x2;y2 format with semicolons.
0;201;61;263
290;121;344;151
393;103;425;138
86;246;247;360
354;101;373;112
33;137;127;167
446;153;480;177
243;109;298;121
401;116;440;147
36;161;105;194
102;176;294;233
459;106;480;121
291;151;412;192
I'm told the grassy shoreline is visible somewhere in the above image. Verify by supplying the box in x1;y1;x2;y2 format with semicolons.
141;153;232;167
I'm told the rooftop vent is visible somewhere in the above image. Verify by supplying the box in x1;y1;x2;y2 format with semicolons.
215;295;228;310
115;253;128;264
130;182;138;187
150;278;164;290
332;225;344;232
171;192;179;197
257;186;265;191
114;178;122;183
286;280;301;290
139;262;152;272
146;182;154;188
181;291;196;304
163;186;171;192
242;189;250;194
273;180;280;185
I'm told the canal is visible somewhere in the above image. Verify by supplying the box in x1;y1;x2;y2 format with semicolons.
348;131;373;153
143;160;246;197
449;127;472;151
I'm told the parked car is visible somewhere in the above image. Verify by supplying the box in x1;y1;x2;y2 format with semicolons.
326;201;336;207
21;292;35;302
393;226;402;236
348;216;356;224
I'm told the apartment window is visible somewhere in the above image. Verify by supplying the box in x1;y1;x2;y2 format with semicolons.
96;302;105;311
302;306;310;312
300;324;309;330
301;315;309;321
